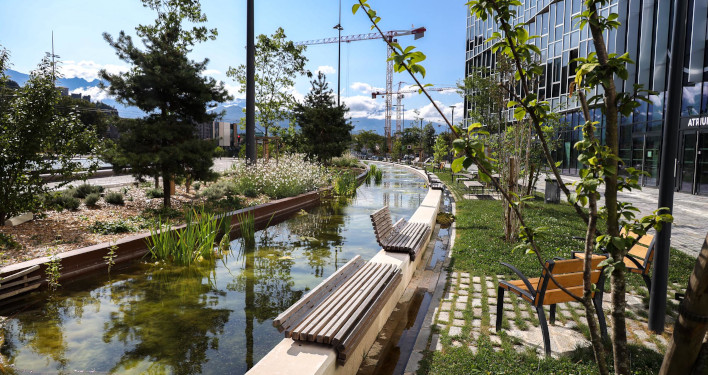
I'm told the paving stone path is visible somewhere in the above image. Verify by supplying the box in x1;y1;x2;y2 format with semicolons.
432;271;682;358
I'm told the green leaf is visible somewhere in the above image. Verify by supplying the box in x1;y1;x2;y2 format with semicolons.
451;156;465;173
352;3;361;14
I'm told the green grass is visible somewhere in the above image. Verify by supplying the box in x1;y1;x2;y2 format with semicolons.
418;169;696;375
437;170;695;290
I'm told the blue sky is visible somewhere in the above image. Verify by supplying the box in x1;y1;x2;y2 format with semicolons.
0;0;468;125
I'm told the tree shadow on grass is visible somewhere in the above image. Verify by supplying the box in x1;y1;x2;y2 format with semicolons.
566;343;664;375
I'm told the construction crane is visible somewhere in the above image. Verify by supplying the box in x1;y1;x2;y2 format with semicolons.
372;82;457;134
295;27;426;152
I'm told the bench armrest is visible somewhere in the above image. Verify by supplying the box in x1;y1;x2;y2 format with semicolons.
625;253;645;269
500;262;536;295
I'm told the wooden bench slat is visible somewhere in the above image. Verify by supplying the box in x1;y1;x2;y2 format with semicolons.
0;275;42;291
289;262;380;339
274;255;364;328
0;265;40;284
316;264;392;343
0;283;41;301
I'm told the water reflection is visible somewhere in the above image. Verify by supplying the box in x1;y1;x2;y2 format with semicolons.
1;163;425;374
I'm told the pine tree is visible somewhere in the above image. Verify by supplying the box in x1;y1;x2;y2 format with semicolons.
100;0;230;207
294;73;353;163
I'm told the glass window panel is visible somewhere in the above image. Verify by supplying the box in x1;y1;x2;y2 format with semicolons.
682;84;701;116
650;93;665;122
702;82;708;114
644;135;661;186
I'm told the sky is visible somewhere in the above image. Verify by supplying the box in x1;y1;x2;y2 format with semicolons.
0;0;468;127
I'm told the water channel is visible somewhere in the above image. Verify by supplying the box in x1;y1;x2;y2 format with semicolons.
0;163;427;375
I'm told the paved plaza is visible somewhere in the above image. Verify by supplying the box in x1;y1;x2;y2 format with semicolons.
536;175;708;257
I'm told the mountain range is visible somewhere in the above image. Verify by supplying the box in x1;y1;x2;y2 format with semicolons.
6;68;395;134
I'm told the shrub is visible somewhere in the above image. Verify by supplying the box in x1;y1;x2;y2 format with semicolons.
193;182;201;191
85;193;101;207
0;233;19;250
45;191;81;211
73;183;104;199
90;219;136;235
229;154;331;199
330;153;360;168
145;188;164;199
105;192;124;206
200;179;238;201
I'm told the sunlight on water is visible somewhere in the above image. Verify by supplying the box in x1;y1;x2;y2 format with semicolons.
0;164;426;375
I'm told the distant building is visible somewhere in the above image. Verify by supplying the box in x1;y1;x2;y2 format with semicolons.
58;87;69;96
70;93;82;99
196;121;239;148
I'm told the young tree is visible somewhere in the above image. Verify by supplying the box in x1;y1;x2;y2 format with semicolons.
293;72;353;163
100;0;230;207
0;48;99;224
433;134;449;164
227;27;310;160
353;130;386;156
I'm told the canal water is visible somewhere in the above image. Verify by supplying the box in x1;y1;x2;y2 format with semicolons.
0;163;426;375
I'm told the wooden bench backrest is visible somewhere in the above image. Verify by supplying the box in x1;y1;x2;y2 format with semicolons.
536;258;604;306
370;206;394;244
623;229;656;273
0;265;42;302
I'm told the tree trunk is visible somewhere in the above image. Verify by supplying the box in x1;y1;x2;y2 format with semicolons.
0;213;5;226
504;156;520;241
690;333;708;375
154;175;159;189
162;172;171;208
660;234;708;374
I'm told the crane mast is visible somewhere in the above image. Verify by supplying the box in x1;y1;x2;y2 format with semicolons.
295;27;426;152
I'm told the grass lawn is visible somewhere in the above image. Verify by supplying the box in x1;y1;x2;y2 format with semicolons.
418;170;697;375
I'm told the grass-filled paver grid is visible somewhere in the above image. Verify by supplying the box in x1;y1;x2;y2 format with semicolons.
420;170;695;375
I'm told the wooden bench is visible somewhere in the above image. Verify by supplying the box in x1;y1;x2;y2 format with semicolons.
273;255;401;364
370;206;431;260
426;172;444;191
573;230;656;291
0;265;42;304
496;257;608;356
463;180;484;195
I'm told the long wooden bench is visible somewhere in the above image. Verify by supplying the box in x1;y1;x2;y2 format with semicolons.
496;257;608;356
273;255;401;364
370;206;431;260
0;265;42;304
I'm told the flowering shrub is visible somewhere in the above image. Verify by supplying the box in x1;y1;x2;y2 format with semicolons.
228;154;331;199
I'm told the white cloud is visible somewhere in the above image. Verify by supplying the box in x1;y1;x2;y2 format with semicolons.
342;95;385;119
202;69;221;76
60;60;128;82
70;86;111;102
224;83;245;100
315;65;336;75
405;100;464;125
350;81;384;94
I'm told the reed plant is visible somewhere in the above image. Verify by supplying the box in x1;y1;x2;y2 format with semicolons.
147;206;223;266
236;211;256;247
333;171;358;197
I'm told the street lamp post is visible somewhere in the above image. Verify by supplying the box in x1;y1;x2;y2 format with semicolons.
334;0;343;107
246;0;256;164
450;105;456;128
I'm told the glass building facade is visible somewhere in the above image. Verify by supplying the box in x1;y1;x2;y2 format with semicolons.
465;0;708;195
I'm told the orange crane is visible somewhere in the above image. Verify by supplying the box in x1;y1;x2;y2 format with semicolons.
372;82;457;134
295;27;426;151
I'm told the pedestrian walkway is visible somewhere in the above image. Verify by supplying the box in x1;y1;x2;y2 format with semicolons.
536;175;708;257
48;157;239;190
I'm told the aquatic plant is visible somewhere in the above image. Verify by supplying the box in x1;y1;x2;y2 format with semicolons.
366;164;383;185
236;211;256;247
45;254;62;291
333;171;358;197
147;207;223;266
104;243;118;274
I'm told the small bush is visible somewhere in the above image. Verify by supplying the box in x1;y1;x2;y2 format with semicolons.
90;219;135;235
193;182;201;191
145;188;164;199
105;192;125;206
333;172;358;197
0;233;20;250
200;179;239;202
73;183;104;199
45;191;81;211
85;193;101;207
330;154;360;168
